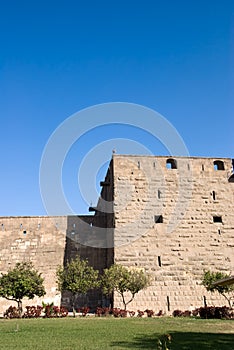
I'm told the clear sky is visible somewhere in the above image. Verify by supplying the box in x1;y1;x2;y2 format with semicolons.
0;0;233;216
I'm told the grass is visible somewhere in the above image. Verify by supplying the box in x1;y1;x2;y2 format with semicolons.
0;317;233;350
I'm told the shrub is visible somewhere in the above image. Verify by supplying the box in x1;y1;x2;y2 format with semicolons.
119;309;128;318
4;304;68;319
198;306;233;319
43;302;55;318
192;308;199;317
59;306;69;317
23;305;42;318
96;307;135;317
145;309;154;317
4;306;21;319
156;310;163;316
137;310;145;317
174;306;234;319
42;302;68;318
182;310;191;317
172;309;183;317
111;308;128;317
112;308;120;317
128;310;135;317
95;307;111;317
77;306;90;316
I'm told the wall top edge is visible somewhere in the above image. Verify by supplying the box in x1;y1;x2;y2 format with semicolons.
0;215;90;219
112;154;233;161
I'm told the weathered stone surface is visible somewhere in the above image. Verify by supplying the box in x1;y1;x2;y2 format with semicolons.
112;156;234;313
0;215;113;314
0;216;67;313
0;155;233;315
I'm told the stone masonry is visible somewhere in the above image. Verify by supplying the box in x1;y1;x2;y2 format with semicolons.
0;155;233;314
0;216;67;313
0;216;113;314
111;155;234;312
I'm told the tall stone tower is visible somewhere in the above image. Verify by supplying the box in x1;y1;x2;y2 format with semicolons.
103;155;234;312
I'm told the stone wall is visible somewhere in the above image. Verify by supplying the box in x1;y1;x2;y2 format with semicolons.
0;155;233;315
62;215;113;311
0;215;111;314
112;155;234;313
0;216;67;314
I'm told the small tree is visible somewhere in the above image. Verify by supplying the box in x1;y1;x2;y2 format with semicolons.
0;262;46;316
102;264;150;310
202;270;234;308
56;256;99;316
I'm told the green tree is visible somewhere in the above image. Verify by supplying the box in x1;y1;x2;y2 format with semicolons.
102;264;150;310
202;270;234;308
0;261;46;316
56;256;99;316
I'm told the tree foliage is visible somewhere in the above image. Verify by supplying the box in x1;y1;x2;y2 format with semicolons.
0;261;46;316
202;270;234;308
56;256;99;315
102;264;150;310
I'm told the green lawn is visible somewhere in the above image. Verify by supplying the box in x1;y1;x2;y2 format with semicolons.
0;317;233;350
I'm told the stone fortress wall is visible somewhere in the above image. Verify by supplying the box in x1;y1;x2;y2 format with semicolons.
0;215;113;314
0;216;67;313
112;155;234;312
0;155;233;314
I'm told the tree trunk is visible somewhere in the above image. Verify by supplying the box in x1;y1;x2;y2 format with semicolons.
18;300;23;318
72;306;76;317
121;293;127;310
222;293;232;308
72;294;76;317
121;292;135;310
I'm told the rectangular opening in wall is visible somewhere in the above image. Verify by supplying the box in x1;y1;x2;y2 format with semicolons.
158;190;161;199
166;158;177;169
214;160;225;171
213;216;222;223
218;229;221;235
158;256;162;267
155;215;163;223
212;191;216;200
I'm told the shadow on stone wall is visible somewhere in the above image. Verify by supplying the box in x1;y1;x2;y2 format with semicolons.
60;215;114;312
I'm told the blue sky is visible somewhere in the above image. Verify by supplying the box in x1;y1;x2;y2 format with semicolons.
0;0;233;216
